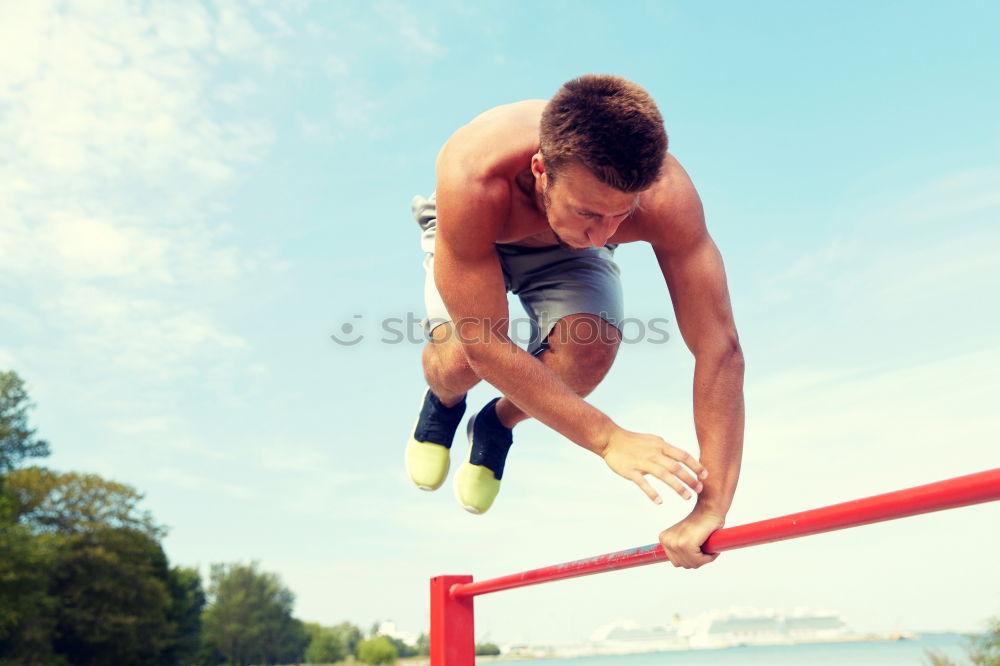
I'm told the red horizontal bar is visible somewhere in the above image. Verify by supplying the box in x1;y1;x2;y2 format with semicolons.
450;468;1000;598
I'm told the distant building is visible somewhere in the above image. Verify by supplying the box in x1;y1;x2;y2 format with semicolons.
376;620;419;646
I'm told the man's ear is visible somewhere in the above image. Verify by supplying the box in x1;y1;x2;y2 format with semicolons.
530;152;545;178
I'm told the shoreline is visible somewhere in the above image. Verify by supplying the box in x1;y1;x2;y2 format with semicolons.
398;632;963;663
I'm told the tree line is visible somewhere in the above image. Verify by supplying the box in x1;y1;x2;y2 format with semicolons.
1;370;501;665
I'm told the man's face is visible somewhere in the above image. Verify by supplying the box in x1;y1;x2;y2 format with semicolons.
540;162;639;251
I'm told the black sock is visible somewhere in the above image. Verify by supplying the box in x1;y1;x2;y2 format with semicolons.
426;390;465;414
470;398;513;479
414;390;466;448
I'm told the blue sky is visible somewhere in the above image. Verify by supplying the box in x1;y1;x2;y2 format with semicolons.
1;0;998;646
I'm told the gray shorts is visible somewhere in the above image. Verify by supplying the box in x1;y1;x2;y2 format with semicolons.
412;193;624;355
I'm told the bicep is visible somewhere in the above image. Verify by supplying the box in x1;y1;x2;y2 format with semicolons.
654;235;739;356
432;176;511;346
434;236;509;342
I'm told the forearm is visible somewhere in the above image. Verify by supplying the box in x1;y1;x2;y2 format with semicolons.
691;344;745;517
463;338;616;453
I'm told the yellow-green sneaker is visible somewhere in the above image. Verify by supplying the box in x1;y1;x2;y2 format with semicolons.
406;390;466;491
454;398;513;514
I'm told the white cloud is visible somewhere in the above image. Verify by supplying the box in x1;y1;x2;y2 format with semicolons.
44;213;172;282
148;2;214;51
0;0;277;377
153;466;253;500
757;239;857;303
164;438;236;463
108;415;178;435
214;0;281;67
257;444;334;474
261;9;296;38
324;54;350;78
872;167;1000;229
619;346;1000;524
43;284;247;378
374;1;446;59
215;79;261;105
754;167;1000;309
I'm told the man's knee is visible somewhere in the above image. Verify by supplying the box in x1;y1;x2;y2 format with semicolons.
544;314;621;393
424;324;480;386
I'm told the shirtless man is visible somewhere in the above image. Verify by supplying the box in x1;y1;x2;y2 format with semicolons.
406;75;744;569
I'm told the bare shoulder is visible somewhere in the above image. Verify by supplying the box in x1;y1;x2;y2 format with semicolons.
631;153;707;253
436;100;546;184
434;101;545;250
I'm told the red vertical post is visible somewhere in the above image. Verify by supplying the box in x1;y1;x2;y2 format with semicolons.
430;575;474;666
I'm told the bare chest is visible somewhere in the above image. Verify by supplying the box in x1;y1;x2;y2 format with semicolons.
493;193;556;246
492;195;650;247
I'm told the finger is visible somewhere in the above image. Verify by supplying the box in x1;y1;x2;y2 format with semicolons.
662;444;708;479
632;474;663;505
684;545;721;569
684;551;719;569
659;457;703;494
648;465;693;500
660;537;716;569
668;549;706;570
662;544;690;569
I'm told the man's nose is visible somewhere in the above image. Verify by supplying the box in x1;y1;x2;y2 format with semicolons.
587;219;617;246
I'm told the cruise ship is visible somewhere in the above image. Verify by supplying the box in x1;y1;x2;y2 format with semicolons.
584;607;858;654
682;607;852;648
505;607;911;658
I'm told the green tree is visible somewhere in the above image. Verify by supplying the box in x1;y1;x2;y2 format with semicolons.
303;623;346;664
276;618;310;664
194;639;227;666
0;370;50;473
50;527;175;665
414;632;429;656
356;636;397;665
968;616;1000;666
384;635;417;658
330;621;362;656
163;566;207;666
0;372;59;663
0;375;194;666
201;562;309;665
5;466;161;536
925;617;1000;666
926;652;961;666
3;466;174;666
0;523;61;665
475;641;501;656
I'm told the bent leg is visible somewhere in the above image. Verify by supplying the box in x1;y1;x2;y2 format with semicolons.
495;313;621;428
422;322;481;407
407;323;479;491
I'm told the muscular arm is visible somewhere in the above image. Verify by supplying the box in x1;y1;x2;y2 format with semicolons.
654;233;745;516
648;179;745;566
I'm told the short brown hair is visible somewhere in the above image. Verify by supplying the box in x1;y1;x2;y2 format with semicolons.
540;74;668;192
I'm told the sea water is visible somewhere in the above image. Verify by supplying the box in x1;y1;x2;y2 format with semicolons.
499;633;968;665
